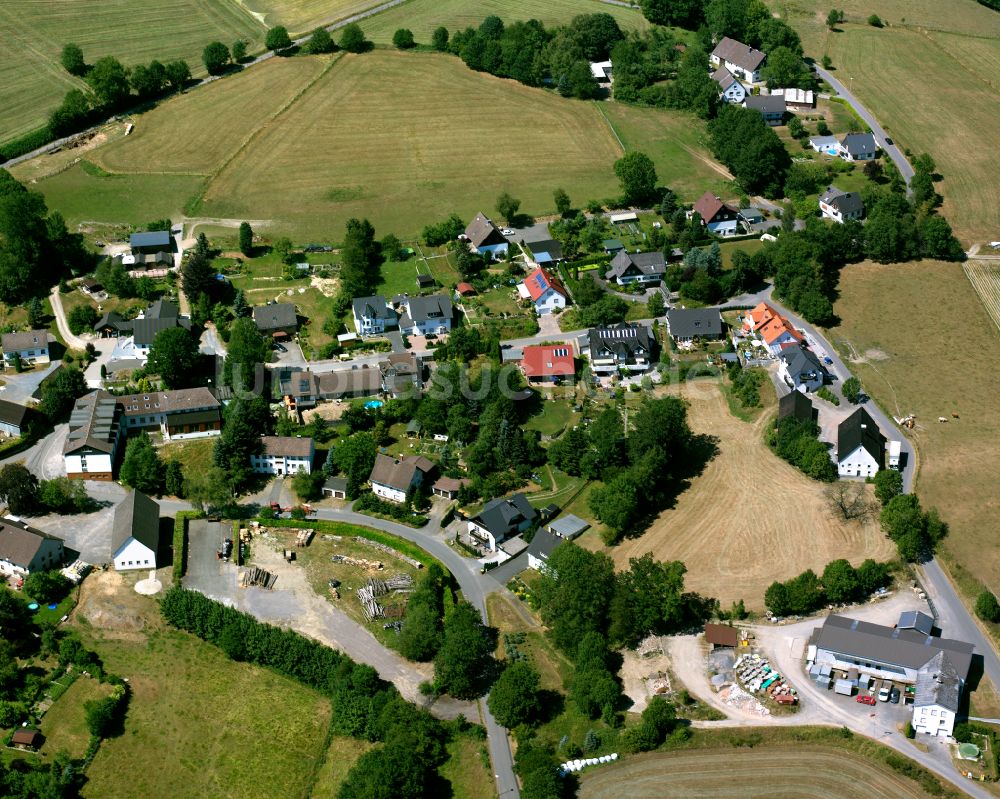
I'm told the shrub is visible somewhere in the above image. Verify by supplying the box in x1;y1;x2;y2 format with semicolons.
868;14;883;27
816;386;840;406
172;511;203;582
393;28;415;49
976;590;1000;623
68;304;98;334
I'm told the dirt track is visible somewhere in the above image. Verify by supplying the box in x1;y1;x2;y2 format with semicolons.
579;746;937;798
607;383;896;606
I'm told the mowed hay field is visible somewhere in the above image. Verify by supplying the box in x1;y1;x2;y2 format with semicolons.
600;381;895;606
363;0;648;44
829;261;1000;598
195;50;628;238
579;747;940;799
241;0;382;34
0;0;265;145
779;0;1000;244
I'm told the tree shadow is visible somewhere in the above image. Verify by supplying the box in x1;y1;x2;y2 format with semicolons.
634;433;719;536
536;688;565;724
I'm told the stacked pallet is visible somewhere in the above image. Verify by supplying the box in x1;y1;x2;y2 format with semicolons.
295;529;314;547
240;567;277;589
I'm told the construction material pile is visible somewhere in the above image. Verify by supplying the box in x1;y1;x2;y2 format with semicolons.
240;566;277;589
353;536;424;569
295;529;314;547
735;653;797;705
357;574;414;621
331;554;383;570
718;684;770;716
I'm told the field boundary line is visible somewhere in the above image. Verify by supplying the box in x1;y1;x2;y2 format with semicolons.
191;53;344;214
963;260;1000;334
592;102;627;155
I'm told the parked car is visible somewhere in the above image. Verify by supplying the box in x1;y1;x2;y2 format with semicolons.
878;686;891;702
856;694;876;705
884;138;893;145
273;342;287;353
889;688;900;704
823;356;833;365
501;228;515;236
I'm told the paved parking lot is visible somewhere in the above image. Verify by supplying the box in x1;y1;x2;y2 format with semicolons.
183;519;239;602
815;674;914;733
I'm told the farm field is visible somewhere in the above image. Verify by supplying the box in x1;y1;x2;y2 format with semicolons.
829;261;1000;606
593;380;896;606
779;0;1000;245
362;0;649;44
579;745;940;798
963;260;1000;333
242;0;382;34
0;0;265;145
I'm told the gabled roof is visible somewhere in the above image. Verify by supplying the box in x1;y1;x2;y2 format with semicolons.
1;329;49;352
64;391;123;454
840;132;877;156
261;436;314;458
744;95;786;115
667;308;723;339
819;186;864;216
777;390;816;423
118;387;220;417
898;610;934;636
526;239;564;262
0;517;62;569
521;345;574;378
711;37;766;72
607;250;666;280
527;529;560;562
704;623;740;647
112;490;160;557
838;408;886;465
692;191;737;224
130;230;172;250
465;212;506;248
757;313;804;346
779;344;828;381
914;651;963;712
280;370;320;398
252;303;298;331
433;476;471;494
352;295;395;322
712;66;740;90
522;266;567;302
473;494;538;537
402;295;453;324
145;299;179;319
317;368;381;396
456;282;476;296
132;317;189;347
94;311;129;332
587;323;654;359
0;399;28;429
369;453;434;491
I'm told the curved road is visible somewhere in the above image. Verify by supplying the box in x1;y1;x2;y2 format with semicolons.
814;65;914;186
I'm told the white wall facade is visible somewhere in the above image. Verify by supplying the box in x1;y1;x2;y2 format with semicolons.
838;445;881;477
912;704;956;738
114;538;156;571
251;454;312;475
64;451;115;478
535;289;566;315
815;648;918;683
468;521;498;552
721;82;746;103
372;482;408;503
4;346;50;365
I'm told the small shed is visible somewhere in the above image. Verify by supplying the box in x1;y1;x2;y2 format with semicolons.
456;282;477;297
405;419;422;439
703;623;739;649
539;503;560;522
416;274;435;290
11;729;43;749
602;239;625;254
546;514;589;540
322;476;348;500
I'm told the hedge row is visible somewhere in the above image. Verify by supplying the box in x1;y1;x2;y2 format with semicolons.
264;517;439;569
172;511;203;583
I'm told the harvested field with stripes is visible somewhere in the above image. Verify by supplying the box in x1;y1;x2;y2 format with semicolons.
963;260;1000;333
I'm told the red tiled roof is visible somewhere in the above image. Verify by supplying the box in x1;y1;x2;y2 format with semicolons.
522;267;566;302
521;345;574;378
456;282;477;296
692;191;737;224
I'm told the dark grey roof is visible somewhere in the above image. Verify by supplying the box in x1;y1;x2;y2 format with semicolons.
132;317;188;347
667;308;723;339
602;239;624;252
145;299;179;319
352;295;395;322
64;391;123;454
526;239;564;261
465;213;506;248
416;274;435;287
0;517;62;569
324;476;348;493
112;490;160;557
0;399;28;429
813;614;974;681
712;66;739;90
819;186;864;216
168;408;222;426
777;390;816;423
779;344;828;382
607;250;666;281
898;610;934;636
130;230;172;250
279;370;319;398
94;312;130;332
252;303;298;331
745;95;786;115
403;295;453;324
914;651;963;712
711;37;766;72
840;132;877;156
527;529;561;562
474;493;538;537
838;408;886;466
587;324;654;360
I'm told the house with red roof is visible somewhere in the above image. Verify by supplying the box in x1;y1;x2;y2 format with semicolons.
518;266;567;315
691;191;742;237
744;302;804;355
520;345;575;383
455;282;477;297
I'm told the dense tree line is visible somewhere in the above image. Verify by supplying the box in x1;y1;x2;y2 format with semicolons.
0;463;98;516
880;493;947;562
764;558;891;616
768;414;837;481
213;393;273;491
708;105;791;197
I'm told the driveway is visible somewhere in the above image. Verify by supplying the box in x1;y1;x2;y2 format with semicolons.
0;361;60;404
24;482;127;563
199;324;227;358
49;287;89;350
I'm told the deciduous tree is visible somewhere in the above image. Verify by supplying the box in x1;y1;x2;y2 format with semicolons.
340;24;369;53
0;464;39;515
536;543;616;653
488;661;541;728
202;41;231;76
434;601;495;698
614;151;658;206
495;192;521;226
305;27;335;54
120;434;165;495
873;469;903;505
393;28;415;49
86;56;131;108
432;26;449;51
147;327;199;388
39;366;86;421
61;43;87;76
331;432;377;498
266;26;292;52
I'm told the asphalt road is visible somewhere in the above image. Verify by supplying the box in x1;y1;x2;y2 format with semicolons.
814;65;914;186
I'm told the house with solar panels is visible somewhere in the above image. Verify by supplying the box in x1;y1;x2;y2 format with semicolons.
63;391;126;480
518;266;567;315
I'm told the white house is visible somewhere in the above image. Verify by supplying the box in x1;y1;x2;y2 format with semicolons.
468;494;538;552
112;490;160;571
251;436;314;476
2;330;50;367
710;37;766;83
712;66;746;103
368;453;434;503
912;651;962;738
118;387;222;441
397;295;453;336
837;408;885;477
809;135;840;156
583;323;654;374
526;529;560;572
839;132;878;161
64;391;126;480
0;399;28;438
819;187;865;223
0;517;64;577
352;295;397;336
692;191;742;237
589;60;613;86
744;302;805;356
777;344;829;393
519;266;567;314
606;250;666;285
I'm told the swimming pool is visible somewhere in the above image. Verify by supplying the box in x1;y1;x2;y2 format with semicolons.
364;400;384;410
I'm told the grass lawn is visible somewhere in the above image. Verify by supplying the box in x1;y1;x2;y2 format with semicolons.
718;238;764;268
60;289;144;320
830;259;1000;630
524;399;578;438
158;437;215;472
439;732;495;799
39;676;115;759
0;303;29;330
780;0;1000;245
378;258;425;297
362;0;649;44
486;594;572;692
0;0;265;145
302;735;372;795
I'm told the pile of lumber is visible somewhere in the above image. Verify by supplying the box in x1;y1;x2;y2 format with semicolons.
295;528;314;547
240;566;277;589
353;537;423;569
331;554;383;570
385;574;414;590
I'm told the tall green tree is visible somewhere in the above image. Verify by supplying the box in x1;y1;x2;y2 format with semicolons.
393;28;416;49
495;192;521;225
433;601;495;699
872;469;903;505
39;366;86;421
266;26;292;52
535;543;616;653
119;434;165;495
609;554;692;647
553;187;571;215
821;559;859;604
49;88;92;136
86;56;132;108
27;297;44;329
213;393;272;490
61;43;87;76
639;0;703;27
232;39;248;62
225;317;269;390
183;466;231;512
147;327;199;388
305;27;336;54
488;661;541;728
130;60;167;98
180;250;215;304
614;151;658;206
432;27;449;51
331;432;377;498
0;464;39;515
238;221;254;257
202;41;231;75
164;60;191;91
340;23;369;53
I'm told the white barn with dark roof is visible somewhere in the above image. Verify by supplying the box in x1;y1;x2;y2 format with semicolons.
112;491;160;571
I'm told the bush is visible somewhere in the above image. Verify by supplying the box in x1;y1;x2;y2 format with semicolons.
393;28;415;49
816;386;840;406
22;571;72;604
976;590;1000;623
843;376;862;403
354;492;428;527
868;14;883;27
68;304;98;334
